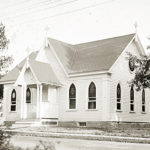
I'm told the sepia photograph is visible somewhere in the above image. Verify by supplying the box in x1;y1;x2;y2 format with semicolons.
0;0;150;149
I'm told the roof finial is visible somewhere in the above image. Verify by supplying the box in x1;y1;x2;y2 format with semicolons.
134;21;138;34
45;26;49;36
26;47;30;56
44;26;50;47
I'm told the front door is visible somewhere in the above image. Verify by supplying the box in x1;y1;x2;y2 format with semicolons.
26;87;37;119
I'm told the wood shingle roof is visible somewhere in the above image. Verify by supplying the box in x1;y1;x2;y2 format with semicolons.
48;33;135;74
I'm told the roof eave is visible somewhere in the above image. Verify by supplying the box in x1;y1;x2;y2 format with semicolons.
69;70;111;77
108;34;136;72
41;82;63;87
0;80;16;84
134;34;146;55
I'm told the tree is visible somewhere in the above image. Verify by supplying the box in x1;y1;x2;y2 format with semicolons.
127;52;150;91
0;23;13;77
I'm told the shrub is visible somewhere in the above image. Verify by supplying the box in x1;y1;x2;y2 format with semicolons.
0;129;56;150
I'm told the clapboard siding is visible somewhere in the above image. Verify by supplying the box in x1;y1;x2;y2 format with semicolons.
109;41;150;122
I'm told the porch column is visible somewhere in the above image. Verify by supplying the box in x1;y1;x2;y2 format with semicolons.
36;84;43;119
20;86;24;119
21;85;27;119
36;84;40;118
39;85;43;118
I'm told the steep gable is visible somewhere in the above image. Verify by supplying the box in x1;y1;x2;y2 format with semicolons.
0;51;61;86
48;34;135;75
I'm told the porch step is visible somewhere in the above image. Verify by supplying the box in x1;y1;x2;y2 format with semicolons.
11;119;41;128
11;118;58;128
41;118;58;126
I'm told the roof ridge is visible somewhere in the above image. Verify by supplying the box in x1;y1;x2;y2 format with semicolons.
73;33;135;47
48;37;73;47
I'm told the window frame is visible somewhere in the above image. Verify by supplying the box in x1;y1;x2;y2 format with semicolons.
130;86;134;112
129;58;135;72
116;83;121;111
142;89;146;113
10;89;16;112
88;82;96;110
69;84;76;109
26;88;31;103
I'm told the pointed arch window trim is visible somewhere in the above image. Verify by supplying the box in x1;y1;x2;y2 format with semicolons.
142;89;145;112
26;88;31;103
69;84;76;109
11;89;16;111
88;82;96;109
130;86;134;112
116;83;121;111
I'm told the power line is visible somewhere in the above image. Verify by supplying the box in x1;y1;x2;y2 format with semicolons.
0;0;63;18
0;0;30;9
4;0;115;25
0;0;60;10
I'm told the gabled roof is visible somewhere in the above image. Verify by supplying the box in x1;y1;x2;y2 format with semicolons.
29;53;61;85
0;58;25;83
48;34;135;75
0;51;61;86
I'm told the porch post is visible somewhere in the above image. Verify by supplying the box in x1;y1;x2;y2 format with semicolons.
20;86;24;119
36;84;40;118
39;85;43;119
36;84;43;119
22;85;27;119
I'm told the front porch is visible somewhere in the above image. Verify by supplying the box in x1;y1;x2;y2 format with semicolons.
20;83;58;120
1;51;61;124
14;53;61;121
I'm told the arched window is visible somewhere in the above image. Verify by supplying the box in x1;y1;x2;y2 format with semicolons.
130;86;134;112
88;82;96;109
117;84;121;110
129;58;135;72
69;84;76;109
26;88;31;103
142;89;145;112
11;89;16;111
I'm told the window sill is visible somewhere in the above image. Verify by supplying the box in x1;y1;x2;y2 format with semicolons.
9;111;17;113
86;109;98;111
141;112;146;114
116;110;123;112
66;109;77;112
129;111;135;113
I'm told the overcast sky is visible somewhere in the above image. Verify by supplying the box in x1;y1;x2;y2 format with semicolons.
0;0;150;63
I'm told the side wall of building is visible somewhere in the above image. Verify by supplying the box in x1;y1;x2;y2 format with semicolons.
57;73;111;127
109;40;150;122
3;84;21;121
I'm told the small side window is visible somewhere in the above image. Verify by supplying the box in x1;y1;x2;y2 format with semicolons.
88;82;96;109
69;84;76;109
11;89;16;111
117;84;121;110
130;86;134;112
26;88;31;103
142;89;145;112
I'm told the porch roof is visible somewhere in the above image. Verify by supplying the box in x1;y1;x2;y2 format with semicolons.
0;51;61;86
0;59;25;83
29;53;61;86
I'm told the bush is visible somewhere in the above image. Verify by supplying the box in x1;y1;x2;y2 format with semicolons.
0;129;56;150
0;129;22;150
33;140;56;150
